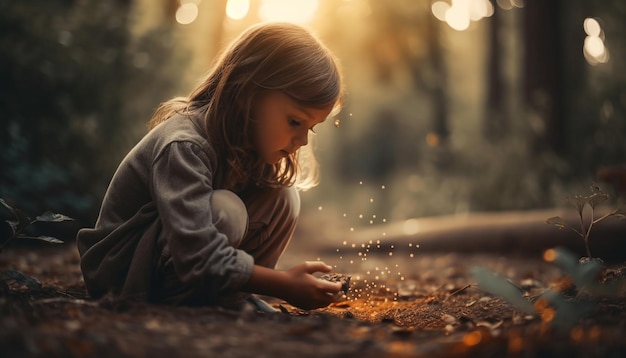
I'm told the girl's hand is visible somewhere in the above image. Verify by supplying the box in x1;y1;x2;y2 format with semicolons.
282;261;343;310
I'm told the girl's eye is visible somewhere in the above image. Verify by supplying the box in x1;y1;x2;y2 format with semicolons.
289;117;301;127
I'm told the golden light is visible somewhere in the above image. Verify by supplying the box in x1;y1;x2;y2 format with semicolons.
176;3;199;25
468;0;494;21
543;248;557;262
258;0;319;24
426;132;440;147
432;1;450;22
583;17;609;65
583;17;602;37
446;4;471;31
226;0;250;20
585;36;605;58
402;219;420;235
432;0;494;31
462;330;483;346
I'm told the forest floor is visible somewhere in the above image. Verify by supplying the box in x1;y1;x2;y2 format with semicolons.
2;212;626;357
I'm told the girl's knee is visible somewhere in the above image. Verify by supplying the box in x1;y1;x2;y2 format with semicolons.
210;190;248;247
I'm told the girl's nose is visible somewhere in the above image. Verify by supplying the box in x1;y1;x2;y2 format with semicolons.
294;130;308;147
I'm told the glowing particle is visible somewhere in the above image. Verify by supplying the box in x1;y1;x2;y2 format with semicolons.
318;206;323;211
334;118;341;127
381;185;386;189
543;249;557;262
350;227;354;232
369;198;374;203
342;240;347;245
463;331;482;347
388;252;393;256
410;253;414;258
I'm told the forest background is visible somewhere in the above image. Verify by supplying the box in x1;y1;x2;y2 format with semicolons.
1;0;625;244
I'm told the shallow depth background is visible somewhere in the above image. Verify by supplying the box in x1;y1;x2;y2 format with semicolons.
1;0;625;248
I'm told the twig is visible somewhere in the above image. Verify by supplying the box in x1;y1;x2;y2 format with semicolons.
444;284;472;301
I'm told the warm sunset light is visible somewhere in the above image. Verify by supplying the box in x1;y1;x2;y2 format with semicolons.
226;0;250;20
258;0;319;23
583;17;609;65
175;2;199;25
432;0;494;31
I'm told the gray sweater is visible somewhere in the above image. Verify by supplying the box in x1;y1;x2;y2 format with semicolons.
77;115;254;301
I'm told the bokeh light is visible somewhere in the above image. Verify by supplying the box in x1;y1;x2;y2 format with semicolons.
175;3;199;25
226;0;250;20
583;17;609;65
432;0;495;31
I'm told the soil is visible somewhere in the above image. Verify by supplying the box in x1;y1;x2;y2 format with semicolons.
2;240;626;358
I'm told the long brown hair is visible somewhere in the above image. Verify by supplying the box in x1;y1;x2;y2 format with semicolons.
149;23;343;191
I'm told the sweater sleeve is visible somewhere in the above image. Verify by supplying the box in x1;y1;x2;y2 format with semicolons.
151;141;254;292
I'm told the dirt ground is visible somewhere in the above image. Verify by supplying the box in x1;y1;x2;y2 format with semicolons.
2;238;626;358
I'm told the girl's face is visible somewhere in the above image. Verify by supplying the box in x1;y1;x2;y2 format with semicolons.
251;91;332;164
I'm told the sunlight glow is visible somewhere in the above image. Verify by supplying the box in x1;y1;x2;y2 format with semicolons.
402;219;420;235
431;1;450;22
226;0;250;20
258;0;319;24
176;3;199;25
543;248;556;262
432;0;494;31
583;18;601;37
583;17;609;65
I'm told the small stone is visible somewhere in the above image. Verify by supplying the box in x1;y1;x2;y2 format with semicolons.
319;273;351;294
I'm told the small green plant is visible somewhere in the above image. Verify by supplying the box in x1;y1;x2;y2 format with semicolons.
0;198;73;251
546;184;626;258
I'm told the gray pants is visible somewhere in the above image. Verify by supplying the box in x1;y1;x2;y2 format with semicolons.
155;186;300;306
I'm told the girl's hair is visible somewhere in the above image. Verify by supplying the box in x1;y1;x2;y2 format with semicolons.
149;22;343;191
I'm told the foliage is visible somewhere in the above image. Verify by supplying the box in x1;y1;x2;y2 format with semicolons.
0;198;72;251
0;1;184;224
471;248;626;331
546;184;626;258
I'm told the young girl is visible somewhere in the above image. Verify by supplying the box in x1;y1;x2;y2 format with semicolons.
77;23;344;310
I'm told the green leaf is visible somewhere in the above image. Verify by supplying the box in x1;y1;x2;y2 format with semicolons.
470;266;536;315
546;216;566;229
35;211;74;223
2;270;42;289
18;235;64;244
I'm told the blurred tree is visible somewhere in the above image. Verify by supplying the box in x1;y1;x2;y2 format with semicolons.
522;0;565;154
484;0;507;142
0;1;185;229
